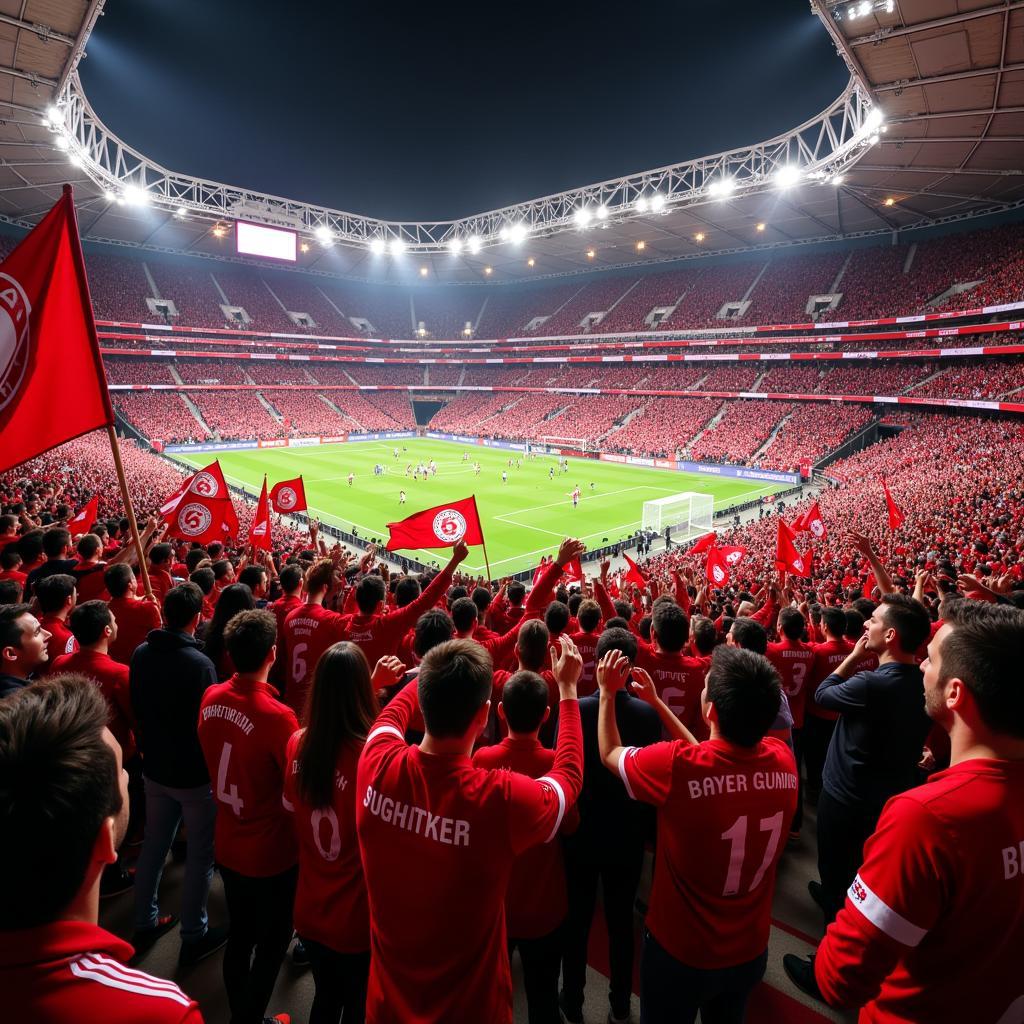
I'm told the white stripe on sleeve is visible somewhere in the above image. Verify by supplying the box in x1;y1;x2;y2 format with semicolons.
847;874;928;948
617;746;639;801
536;775;566;843
70;960;192;1007
365;724;405;746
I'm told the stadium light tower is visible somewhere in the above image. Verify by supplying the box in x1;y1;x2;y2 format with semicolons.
708;177;735;198
389;237;406;256
369;237;386;255
574;207;593;228
775;165;802;189
467;235;482;254
448;237;463;255
508;223;528;244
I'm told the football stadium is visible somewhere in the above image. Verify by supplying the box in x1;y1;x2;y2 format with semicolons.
1;1;1023;1022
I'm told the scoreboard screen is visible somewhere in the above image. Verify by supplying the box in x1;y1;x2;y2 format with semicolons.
235;220;297;262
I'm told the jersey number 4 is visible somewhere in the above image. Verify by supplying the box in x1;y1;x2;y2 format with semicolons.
721;812;784;896
217;742;245;817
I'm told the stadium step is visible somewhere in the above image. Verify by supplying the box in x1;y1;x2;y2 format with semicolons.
179;393;214;437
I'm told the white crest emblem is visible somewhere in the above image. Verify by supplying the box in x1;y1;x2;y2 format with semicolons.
432;509;467;543
178;502;213;537
276;486;297;510
192;471;220;498
810;519;824;538
793;557;804;573
0;273;32;417
712;564;725;584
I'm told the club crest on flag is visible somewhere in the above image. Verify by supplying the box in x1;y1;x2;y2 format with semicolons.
0;273;31;414
810;519;825;539
711;563;726;584
192;471;221;498
792;556;804;573
178;501;213;537
275;486;297;510
433;508;467;543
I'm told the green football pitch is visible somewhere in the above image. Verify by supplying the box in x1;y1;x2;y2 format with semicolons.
174;439;780;576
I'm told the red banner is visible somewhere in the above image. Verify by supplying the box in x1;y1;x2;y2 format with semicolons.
386;495;485;552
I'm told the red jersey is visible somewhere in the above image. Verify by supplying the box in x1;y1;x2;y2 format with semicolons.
283;730;369;954
51;648;135;759
73;562;109;603
356;681;584;1024
636;645;708;736
809;638;853;721
198;674;299;877
473;734;576;938
269;593;302;686
815;758;1024;1023
766;638;816;728
0;920;202;1023
282;602;349;717
39;615;78;673
619;737;797;969
0;568;27;594
147;568;175;604
107;596;162;666
569;628;600;697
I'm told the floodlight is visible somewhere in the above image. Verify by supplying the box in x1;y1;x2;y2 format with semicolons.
708;177;735;198
55;135;69;151
831;174;845;186
448;237;463;255
635;196;649;213
174;206;187;218
574;207;593;228
315;224;333;243
756;222;766;232
300;242;310;253
46;105;61;125
527;257;535;267
103;189;116;202
864;108;884;133
389;237;406;256
884;197;896;207
369;237;386;255
636;240;646;251
508;223;528;244
499;226;510;241
595;205;608;221
484;266;492;275
650;193;666;212
212;226;225;238
884;0;894;10
586;248;595;259
868;133;880;145
775;165;801;189
468;235;482;254
694;232;705;243
420;266;429;277
123;184;149;206
858;0;871;14
69;154;83;168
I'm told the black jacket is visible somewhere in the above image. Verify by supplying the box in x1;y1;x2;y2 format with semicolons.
130;629;217;788
0;673;28;700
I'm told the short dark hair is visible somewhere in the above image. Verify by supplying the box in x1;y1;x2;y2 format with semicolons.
163;582;204;630
185;548;208;574
451;596;479;633
35;574;76;614
355;574;386;613
822;606;846;639
0;580;21;605
418;639;493;738
844;609;865;642
730;617;768;655
0;546;21;570
42;528;72;558
224;609;277;672
447;585;468;609
305;559;334;593
238;565;268;592
516;619;549;671
394;576;421;607
212;558;233;581
507;581;526;605
851;597;876;620
596;626;638;664
545;601;570;636
68;601;113;646
939;601;1024;738
613;599;633;621
778;607;806;642
690;615;717;655
879;593;931;655
414;608;454;657
149;542;172;567
604;616;630;632
706;645;781;747
190;566;215;596
567;592;582;617
76;534;102;560
577;599;601;632
472;586;492;614
103;562;134;598
0;675;122;928
501;671;549;734
0;604;32;650
280;563;303;594
652;602;688;653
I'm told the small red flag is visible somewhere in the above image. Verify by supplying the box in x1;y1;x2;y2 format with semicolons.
68;496;99;536
804;501;827;540
565;557;584;583
270;476;307;514
776;519;810;578
689;531;718;554
720;545;748;567
863;572;876;599
706;545;730;587
160;460;236;545
882;478;904;531
0;189;114;473
386;495;484;551
249;478;272;551
790;509;810;534
803;547;815;575
622;553;647;588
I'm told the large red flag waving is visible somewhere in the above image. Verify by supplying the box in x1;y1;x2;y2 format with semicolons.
0;188;114;472
622;554;648;588
68;495;99;537
706;545;730;587
881;477;904;531
386;495;484;551
249;478;272;551
776;519;810;578
160;460;236;545
804;501;827;540
270;476;307;514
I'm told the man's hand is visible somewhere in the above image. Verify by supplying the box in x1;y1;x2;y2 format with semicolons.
848;531;875;558
550;634;583;689
599;558;611;579
449;539;469;567
629;666;659;707
850;632;871;660
359;543;377;573
556;537;586;567
596;650;630;694
371;656;406;690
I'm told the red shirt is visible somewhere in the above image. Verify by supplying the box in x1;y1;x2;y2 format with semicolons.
0;920;201;1023
473;734;576;938
0;568;27;594
39;615;78;672
198;674;299;877
73;562;109;603
283;730;369;953
356;681;584;1024
766;638;816;728
636;645;709;737
147;568;175;604
809;638;853;721
619;736;797;969
283;602;349;718
52;648;135;759
269;593;302;685
107;596;162;666
815;758;1024;1024
569;628;601;697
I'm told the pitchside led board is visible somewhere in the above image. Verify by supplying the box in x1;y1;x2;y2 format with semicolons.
235;221;297;263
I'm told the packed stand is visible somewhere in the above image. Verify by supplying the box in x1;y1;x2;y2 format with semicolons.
756;402;874;470
268;391;356;435
596;266;702;334
103;359;177;386
84;252;153;323
216;271;295;333
740;251;847;327
532;277;639;336
146;264;232;330
688;400;793;463
603;397;723;457
905;359;1024;400
188;392;285;441
115;393;210;444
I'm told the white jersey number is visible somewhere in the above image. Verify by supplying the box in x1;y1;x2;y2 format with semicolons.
216;742;244;817
311;808;342;862
720;812;784;896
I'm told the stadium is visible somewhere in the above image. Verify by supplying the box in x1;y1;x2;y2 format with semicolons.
1;1;1022;1022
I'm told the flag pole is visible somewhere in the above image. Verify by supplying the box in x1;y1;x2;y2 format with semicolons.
106;424;154;600
472;496;493;582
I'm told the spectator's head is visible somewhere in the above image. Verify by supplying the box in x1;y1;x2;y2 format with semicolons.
0;604;51;677
148;543;172;569
163;581;204;633
68;601;116;649
75;534;102;562
279;563;304;596
577;599;601;633
638;615;652;642
865;593;931;657
446;585;468;610
394;576;421;608
190;566;215;597
0;514;17;538
355;573;387;614
728;617;768;655
1;546;21;573
414;608;454;658
821;606;846;641
926;600;1024;740
103;563;135;600
0;580;21;605
0;676;128;928
224;609;276;674
778;607;806;642
451;596;479;634
516;619;550;672
237;564;269;599
16;530;43;567
851;597;876;620
652;601;688;653
35;574;77;618
507;581;526;607
42;528;72;560
472;587;492;616
185;548;208;574
613;599;633;621
690;615;717;656
304;559;334;597
703;645;782;748
545;601;570;638
844;609;865;643
595;626;638;665
604;616;630;632
297;642;379;805
205;584;256;665
212;558;234;584
499;671;550;736
417;639;492;741
567;592;582;617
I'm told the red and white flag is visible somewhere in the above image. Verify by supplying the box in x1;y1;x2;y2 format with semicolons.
622;553;647;588
564;556;584;583
688;531;718;554
249;477;272;551
160;460;236;546
270;476;307;514
776;519;810;578
720;544;748;567
386;495;484;552
68;495;99;536
881;477;904;531
803;501;827;540
0;188;114;472
706;544;730;587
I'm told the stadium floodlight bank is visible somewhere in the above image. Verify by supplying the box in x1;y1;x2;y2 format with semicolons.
642;491;713;539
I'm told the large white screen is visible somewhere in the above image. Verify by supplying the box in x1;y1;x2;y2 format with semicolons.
235;221;297;262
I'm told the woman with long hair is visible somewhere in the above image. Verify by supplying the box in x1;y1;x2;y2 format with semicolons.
203;582;255;680
283;642;404;1024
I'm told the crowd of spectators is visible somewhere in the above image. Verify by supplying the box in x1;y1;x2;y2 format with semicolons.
688;400;794;463
188;393;285;441
906;359;1024;400
215;271;295;333
104;360;176;386
740;250;847;327
596;266;701;334
146;264;233;330
757;403;874;471
603;397;723;458
114;393;210;445
267;391;356;435
533;277;640;336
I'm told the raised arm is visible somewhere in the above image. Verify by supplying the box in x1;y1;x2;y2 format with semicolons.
848;532;895;596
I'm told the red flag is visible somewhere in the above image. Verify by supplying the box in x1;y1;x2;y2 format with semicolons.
804;501;827;540
882;478;904;531
790;509;810;534
776;520;810;578
0;188;114;472
863;572;876;599
164;491;233;545
386;495;484;551
565;557;584;583
270;476;307;514
706;545;730;587
688;531;718;554
720;545;748;567
803;547;815;575
159;474;195;519
622;554;647;588
68;496;99;536
249;478;272;551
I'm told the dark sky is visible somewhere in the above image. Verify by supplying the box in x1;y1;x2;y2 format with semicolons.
79;0;848;222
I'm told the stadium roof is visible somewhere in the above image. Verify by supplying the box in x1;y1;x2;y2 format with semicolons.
0;0;1021;284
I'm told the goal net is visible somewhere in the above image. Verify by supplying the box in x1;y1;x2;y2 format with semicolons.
540;436;588;453
641;491;713;538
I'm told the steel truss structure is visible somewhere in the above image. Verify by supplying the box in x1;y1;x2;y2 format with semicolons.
55;72;879;255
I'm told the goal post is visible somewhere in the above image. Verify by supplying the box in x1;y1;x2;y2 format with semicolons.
540;435;587;453
641;491;713;538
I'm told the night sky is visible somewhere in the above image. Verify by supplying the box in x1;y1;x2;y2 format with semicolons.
79;0;849;222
